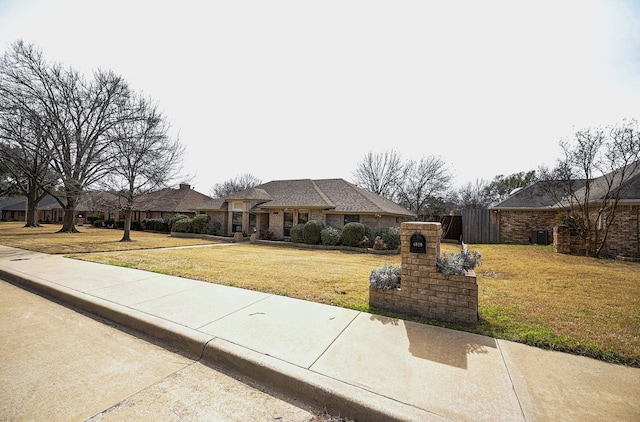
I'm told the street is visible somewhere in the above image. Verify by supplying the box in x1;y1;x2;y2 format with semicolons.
0;280;322;421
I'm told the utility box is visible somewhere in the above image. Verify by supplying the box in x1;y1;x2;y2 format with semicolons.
531;229;549;245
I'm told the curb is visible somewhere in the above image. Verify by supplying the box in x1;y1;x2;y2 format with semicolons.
0;267;442;422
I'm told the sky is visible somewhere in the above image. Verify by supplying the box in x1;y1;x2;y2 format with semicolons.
1;0;639;194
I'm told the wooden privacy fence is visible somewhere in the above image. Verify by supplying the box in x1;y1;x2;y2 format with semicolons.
462;208;500;244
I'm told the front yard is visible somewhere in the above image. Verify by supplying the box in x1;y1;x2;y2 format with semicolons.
1;222;638;366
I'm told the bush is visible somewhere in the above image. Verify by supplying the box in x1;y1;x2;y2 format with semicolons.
93;219;104;228
374;226;401;250
303;220;324;245
437;247;482;275
130;221;142;231
87;213;102;224
170;214;190;231
259;229;274;240
192;214;211;234
341;222;366;247
142;218;170;232
173;217;193;233
104;219;116;228
369;264;401;289
290;223;305;243
203;221;221;235
321;226;342;246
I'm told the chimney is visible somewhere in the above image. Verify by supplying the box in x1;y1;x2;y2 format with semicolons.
179;184;191;190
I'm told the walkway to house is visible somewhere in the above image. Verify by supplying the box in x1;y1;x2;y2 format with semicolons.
0;244;638;421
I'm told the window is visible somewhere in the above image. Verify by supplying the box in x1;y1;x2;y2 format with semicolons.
298;211;309;224
232;212;243;232
283;211;294;236
344;215;360;224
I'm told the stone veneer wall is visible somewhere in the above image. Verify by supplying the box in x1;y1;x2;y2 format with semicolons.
499;210;557;244
369;222;478;325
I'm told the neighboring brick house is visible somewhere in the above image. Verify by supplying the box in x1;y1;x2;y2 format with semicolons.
195;178;416;238
491;167;640;257
132;184;213;221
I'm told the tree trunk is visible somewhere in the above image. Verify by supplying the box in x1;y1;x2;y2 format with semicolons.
120;208;132;242
58;197;78;233
24;188;42;227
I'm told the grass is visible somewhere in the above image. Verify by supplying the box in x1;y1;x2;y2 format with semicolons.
1;221;638;366
0;222;217;253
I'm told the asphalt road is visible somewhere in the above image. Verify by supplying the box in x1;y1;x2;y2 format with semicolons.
0;279;326;422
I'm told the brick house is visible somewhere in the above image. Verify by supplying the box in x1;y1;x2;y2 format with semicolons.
131;184;213;221
195;178;416;238
491;167;640;257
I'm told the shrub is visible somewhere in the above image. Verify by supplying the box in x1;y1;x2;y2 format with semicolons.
104;219;115;228
290;223;305;243
369;264;401;289
116;220;125;229
375;226;401;250
170;214;190;231
130;221;142;231
437;247;482;275
341;222;366;247
203;221;221;235
93;219;104;228
87;213;102;224
372;236;387;250
173;217;193;233
142;218;170;232
259;229;274;240
321;226;342;246
192;214;211;234
303;220;324;245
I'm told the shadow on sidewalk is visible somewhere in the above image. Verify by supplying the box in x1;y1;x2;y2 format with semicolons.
369;314;496;370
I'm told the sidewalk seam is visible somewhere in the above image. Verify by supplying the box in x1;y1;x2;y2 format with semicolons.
496;340;528;422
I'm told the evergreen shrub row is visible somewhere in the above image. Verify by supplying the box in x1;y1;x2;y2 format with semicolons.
287;220;401;250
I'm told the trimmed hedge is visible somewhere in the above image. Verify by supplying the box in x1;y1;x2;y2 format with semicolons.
192;214;211;233
173;217;193;233
321;226;342;246
303;220;324;245
374;226;401;250
341;222;366;247
290;223;305;243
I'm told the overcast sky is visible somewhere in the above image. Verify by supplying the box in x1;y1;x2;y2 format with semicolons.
1;0;639;193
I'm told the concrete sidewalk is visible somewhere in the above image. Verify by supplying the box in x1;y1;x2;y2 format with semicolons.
1;244;638;421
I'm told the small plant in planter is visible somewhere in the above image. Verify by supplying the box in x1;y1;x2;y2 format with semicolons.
437;245;482;275
369;264;401;289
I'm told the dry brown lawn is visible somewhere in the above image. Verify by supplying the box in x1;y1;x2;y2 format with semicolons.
1;221;638;365
0;222;216;253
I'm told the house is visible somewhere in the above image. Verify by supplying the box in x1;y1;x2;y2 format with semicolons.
195;178;416;238
132;183;214;221
0;195;63;223
491;165;640;257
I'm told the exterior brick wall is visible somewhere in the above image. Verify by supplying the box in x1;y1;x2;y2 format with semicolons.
602;206;639;257
553;206;639;257
499;210;557;244
369;222;478;325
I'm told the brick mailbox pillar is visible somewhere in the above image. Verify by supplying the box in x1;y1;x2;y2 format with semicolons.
369;221;478;325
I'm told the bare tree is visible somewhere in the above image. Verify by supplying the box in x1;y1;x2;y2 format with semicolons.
0;101;59;226
456;178;493;209
395;155;452;217
106;95;184;241
352;149;403;199
540;120;640;257
210;173;262;198
0;40;133;232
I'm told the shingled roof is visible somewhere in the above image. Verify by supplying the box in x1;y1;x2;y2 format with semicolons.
133;184;213;213
203;178;415;217
493;163;640;210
